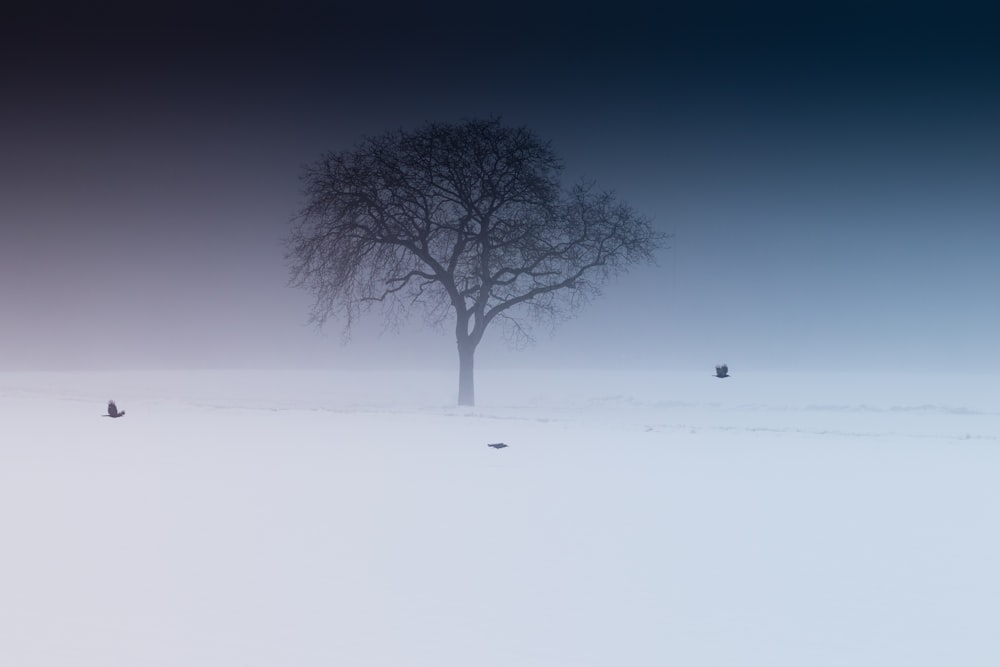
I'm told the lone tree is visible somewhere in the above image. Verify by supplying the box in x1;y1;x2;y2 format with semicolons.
288;118;664;406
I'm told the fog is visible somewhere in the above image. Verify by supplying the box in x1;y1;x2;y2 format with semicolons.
1;2;998;373
2;5;999;663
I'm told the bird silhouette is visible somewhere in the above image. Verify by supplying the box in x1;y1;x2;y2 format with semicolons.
714;364;730;379
487;442;508;449
105;400;126;418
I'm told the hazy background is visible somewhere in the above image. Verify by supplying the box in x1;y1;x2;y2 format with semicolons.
2;1;998;373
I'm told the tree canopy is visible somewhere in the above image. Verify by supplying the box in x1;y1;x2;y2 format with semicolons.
288;118;665;405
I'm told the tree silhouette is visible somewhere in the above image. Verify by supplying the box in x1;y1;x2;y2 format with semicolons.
288;118;664;405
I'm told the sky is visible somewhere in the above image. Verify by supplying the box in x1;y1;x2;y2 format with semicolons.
2;1;999;373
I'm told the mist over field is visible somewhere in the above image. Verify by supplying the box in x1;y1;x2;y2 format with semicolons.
1;2;999;664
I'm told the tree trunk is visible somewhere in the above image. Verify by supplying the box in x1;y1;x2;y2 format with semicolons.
457;338;476;406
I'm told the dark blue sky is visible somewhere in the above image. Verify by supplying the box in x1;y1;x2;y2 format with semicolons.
2;1;998;371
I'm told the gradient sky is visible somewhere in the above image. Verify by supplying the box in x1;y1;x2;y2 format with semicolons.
2;1;999;372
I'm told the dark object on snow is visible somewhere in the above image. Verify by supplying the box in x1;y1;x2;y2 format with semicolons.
105;400;126;418
487;442;508;449
714;364;730;379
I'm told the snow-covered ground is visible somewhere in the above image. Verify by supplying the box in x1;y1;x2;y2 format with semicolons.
2;368;998;666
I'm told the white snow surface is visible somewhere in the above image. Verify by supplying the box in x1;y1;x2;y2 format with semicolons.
2;368;998;666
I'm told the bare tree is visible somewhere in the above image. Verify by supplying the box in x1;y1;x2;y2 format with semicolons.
288;118;665;406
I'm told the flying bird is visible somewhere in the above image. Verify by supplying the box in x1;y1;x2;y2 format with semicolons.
487;442;508;449
714;364;730;379
105;400;126;418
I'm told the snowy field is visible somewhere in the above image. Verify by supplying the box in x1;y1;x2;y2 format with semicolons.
2;368;998;666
